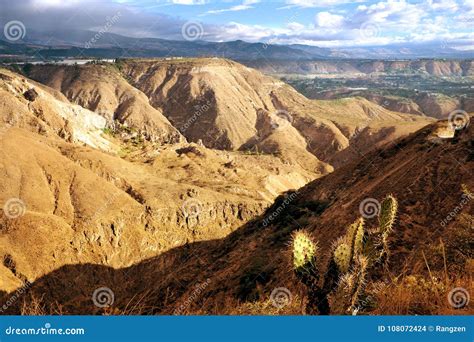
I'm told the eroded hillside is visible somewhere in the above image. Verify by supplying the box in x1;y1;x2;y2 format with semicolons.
0;59;439;312
25;59;433;171
2;120;471;315
0;67;313;293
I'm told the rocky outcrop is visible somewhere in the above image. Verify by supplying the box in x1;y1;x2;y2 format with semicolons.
26;64;184;144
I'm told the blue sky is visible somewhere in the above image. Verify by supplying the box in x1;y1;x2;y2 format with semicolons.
0;0;473;48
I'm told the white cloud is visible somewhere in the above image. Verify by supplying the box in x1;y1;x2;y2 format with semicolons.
169;0;207;4
426;0;458;11
315;12;345;28
283;0;365;8
286;22;305;31
204;0;259;15
0;0;471;49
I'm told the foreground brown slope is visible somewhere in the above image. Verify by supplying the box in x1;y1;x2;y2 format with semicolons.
3;119;472;315
25;59;433;172
0;68;314;293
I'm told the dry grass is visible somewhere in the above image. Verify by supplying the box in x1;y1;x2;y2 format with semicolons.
369;272;473;315
20;294;46;315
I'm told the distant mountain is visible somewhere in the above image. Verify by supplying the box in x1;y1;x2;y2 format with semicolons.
334;42;474;59
3;29;316;61
245;59;474;77
1;29;473;61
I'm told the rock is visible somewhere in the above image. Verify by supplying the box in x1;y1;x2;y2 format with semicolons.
23;88;38;102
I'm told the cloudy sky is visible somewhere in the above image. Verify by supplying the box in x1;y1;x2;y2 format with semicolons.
0;0;473;47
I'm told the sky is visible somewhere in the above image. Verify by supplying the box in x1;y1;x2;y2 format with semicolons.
0;0;473;48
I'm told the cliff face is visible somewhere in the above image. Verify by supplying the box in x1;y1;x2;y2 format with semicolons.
312;89;473;120
26;64;184;144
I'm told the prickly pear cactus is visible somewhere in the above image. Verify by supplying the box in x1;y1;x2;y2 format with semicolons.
292;231;317;269
292;231;323;314
289;194;398;315
348;217;365;260
379;194;398;236
333;241;351;273
292;230;319;286
349;255;368;312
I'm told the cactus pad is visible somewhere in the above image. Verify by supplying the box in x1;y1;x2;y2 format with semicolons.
292;230;317;269
379;194;398;235
333;242;351;273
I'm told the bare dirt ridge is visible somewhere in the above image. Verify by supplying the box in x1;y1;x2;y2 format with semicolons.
24;59;433;171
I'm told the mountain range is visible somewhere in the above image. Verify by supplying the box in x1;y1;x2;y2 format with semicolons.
1;29;473;61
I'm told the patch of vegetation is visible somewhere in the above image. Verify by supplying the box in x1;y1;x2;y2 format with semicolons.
102;127;114;136
290;194;398;315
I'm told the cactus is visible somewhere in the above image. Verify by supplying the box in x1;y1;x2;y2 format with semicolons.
333;218;365;273
333;241;351;273
345;217;365;263
292;231;324;314
330;255;368;315
292;231;317;270
379;194;398;237
353;218;365;257
378;194;398;263
349;255;368;312
292;231;319;284
290;194;398;315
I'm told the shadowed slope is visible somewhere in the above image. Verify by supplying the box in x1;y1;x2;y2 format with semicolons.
2;119;471;315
